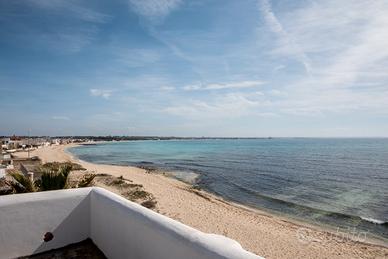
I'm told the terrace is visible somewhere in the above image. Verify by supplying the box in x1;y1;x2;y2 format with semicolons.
0;187;262;259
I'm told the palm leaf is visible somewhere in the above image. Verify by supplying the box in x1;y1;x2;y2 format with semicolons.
9;172;35;193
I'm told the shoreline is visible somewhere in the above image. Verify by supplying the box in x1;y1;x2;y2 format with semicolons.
67;145;388;246
66;143;388;244
27;144;388;258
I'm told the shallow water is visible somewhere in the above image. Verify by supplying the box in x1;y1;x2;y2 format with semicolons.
69;138;388;241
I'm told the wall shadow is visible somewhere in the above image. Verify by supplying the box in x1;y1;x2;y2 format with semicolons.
31;193;91;255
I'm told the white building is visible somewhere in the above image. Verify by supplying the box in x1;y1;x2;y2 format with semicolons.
0;166;5;178
0;153;12;167
0;187;263;259
52;138;62;145
1;138;11;150
1;138;11;145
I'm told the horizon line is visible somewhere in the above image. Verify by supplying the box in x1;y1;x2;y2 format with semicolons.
2;135;388;139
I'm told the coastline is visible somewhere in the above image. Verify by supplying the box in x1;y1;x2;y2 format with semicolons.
28;144;388;259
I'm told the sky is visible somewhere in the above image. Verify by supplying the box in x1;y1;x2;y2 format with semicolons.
1;0;388;137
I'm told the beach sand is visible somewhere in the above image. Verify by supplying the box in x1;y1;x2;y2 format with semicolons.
24;144;388;259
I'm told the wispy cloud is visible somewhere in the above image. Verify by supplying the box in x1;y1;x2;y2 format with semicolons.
12;0;111;53
27;0;110;23
281;0;388;88
129;0;182;19
267;89;287;97
37;27;98;53
114;48;161;67
51;116;70;121
160;86;175;91
183;80;265;91
163;92;270;119
256;0;388;117
273;65;285;71
258;0;311;74
3;0;388;136
90;89;113;99
147;28;208;80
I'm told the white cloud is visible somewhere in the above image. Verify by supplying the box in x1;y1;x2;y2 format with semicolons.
258;0;311;74
160;86;175;91
267;89;287;97
283;0;388;89
183;80;265;91
129;0;182;19
255;0;388;117
273;65;285;71
182;84;201;91
52;116;70;120
90;89;113;99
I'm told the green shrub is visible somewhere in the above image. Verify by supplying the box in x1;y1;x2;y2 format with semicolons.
41;162;86;171
123;189;150;200
39;164;71;191
78;174;96;188
141;200;157;209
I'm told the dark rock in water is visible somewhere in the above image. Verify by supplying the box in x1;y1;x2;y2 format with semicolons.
0;178;13;195
138;161;154;165
137;165;157;173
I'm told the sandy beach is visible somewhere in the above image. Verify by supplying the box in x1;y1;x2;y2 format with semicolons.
24;144;388;259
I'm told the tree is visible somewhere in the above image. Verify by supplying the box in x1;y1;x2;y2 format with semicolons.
9;164;72;193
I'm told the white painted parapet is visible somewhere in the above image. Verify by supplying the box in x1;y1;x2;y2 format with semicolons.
0;187;262;259
0;188;91;258
91;188;261;259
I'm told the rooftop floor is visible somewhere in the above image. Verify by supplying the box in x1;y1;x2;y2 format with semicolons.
18;239;106;259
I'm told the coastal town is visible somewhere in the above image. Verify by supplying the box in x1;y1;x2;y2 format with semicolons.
0;136;79;181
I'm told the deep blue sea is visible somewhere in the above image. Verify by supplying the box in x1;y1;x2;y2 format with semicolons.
69;138;388;241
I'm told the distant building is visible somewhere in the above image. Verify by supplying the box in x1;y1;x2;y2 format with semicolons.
1;138;11;145
0;166;5;178
1;138;23;150
12;156;41;179
1;138;11;150
0;153;12;167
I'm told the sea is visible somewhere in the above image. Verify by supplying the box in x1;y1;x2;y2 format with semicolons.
68;138;388;242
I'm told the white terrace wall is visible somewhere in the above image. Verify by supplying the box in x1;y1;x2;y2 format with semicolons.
0;187;262;259
91;187;260;259
0;188;91;258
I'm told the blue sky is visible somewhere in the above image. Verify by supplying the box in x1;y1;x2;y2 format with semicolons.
1;0;388;137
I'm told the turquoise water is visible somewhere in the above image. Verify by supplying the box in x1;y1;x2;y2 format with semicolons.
69;138;388;241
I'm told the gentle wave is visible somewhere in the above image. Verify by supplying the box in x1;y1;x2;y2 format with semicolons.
360;217;388;225
225;181;388;230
